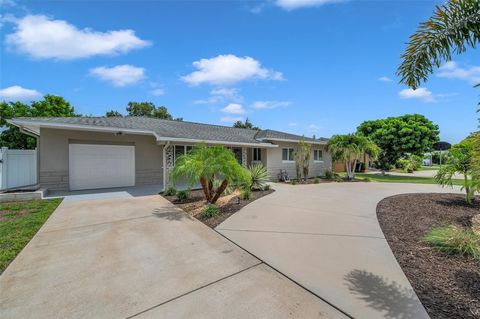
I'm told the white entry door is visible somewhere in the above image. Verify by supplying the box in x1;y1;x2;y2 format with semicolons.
69;144;135;190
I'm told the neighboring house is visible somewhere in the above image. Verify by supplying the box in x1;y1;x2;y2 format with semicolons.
8;117;332;192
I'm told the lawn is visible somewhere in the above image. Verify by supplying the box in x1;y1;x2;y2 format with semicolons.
0;199;62;274
355;173;464;186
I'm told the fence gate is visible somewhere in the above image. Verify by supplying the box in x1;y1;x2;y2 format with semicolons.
0;147;38;190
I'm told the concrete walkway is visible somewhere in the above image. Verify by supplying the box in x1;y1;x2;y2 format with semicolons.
217;182;461;319
0;193;346;319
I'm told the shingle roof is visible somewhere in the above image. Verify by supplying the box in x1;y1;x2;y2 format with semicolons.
11;117;328;145
255;129;328;143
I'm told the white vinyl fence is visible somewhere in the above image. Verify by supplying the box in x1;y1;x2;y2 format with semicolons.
0;148;38;190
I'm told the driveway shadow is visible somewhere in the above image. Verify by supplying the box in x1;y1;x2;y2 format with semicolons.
152;207;193;221
344;269;423;319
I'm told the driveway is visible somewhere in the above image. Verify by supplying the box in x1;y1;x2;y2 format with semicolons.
0;193;346;319
217;182;461;319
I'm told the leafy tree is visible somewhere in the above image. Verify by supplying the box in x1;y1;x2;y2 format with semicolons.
170;144;251;204
106;110;123;117
435;138;479;204
0;95;77;149
326;134;380;179
126;102;182;120
294;138;311;180
357;114;439;170
397;0;480;89
233;118;260;130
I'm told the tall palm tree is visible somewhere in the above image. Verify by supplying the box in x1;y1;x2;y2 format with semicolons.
397;0;480;89
170;144;251;204
326;134;380;179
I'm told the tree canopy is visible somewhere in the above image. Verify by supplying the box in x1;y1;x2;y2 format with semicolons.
357;114;439;170
124;102;182;121
105;110;123;117
233;118;260;130
0;95;78;149
397;0;480;89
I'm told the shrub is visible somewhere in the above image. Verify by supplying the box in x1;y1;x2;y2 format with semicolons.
291;179;298;185
248;163;269;190
363;177;371;182
240;188;252;200
202;204;219;218
324;169;334;180
313;177;320;184
424;226;480;259
163;186;177;196
263;184;271;191
176;190;189;201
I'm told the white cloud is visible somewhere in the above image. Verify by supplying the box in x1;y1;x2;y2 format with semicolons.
220;116;244;123
150;88;165;96
0;85;41;101
194;87;243;104
90;65;145;87
398;87;434;102
0;0;16;7
288;122;297;127
182;54;283;86
378;76;393;82
308;124;320;131
5;15;150;60
221;103;246;114
251;100;290;109
437;61;480;84
275;0;343;10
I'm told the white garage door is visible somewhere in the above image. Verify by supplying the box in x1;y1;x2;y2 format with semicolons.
69;144;135;191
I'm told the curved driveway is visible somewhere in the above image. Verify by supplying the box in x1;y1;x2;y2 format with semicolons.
217;182;461;319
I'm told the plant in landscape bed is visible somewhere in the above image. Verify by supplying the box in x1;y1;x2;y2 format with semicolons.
163;186;177;196
176;190;189;201
363;177;371;182
324;169;333;180
291;179;298;185
313;177;320;184
201;204;219;218
240;188;252;200
0;199;62;273
424;226;480;260
170;144;251;204
263;184;271;191
248;163;269;190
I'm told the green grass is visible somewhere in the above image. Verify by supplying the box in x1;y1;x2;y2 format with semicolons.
424;226;480;259
353;173;464;186
0;199;62;273
418;166;440;171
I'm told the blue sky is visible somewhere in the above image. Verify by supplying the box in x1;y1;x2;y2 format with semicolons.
1;0;479;143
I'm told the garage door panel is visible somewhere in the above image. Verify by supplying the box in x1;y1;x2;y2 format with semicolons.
69;144;135;190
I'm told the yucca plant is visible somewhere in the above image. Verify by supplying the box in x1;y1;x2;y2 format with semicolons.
248;163;269;190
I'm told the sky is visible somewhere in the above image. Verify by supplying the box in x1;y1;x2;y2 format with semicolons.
0;0;479;143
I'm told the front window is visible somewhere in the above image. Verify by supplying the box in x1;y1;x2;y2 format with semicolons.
314;149;323;162
174;145;193;162
253;148;262;162
282;148;294;161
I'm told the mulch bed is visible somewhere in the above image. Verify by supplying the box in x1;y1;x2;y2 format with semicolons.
377;193;480;319
163;188;275;228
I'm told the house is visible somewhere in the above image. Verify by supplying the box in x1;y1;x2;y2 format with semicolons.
8;117;332;192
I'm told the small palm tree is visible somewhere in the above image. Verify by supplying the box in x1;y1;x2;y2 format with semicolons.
435;138;479;204
171;144;251;204
326;134;380;179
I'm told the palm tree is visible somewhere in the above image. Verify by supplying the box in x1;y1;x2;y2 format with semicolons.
326;134;380;179
397;0;480;89
170;144;251;204
435;138;478;204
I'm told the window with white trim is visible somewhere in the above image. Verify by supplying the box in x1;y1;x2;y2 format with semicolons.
313;149;323;162
174;145;193;162
252;148;262;162
282;148;294;161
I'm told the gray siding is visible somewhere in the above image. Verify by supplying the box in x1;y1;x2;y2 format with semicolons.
39;128;163;191
266;142;332;181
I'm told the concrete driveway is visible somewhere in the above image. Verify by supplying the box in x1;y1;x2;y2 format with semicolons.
0;193;346;319
217;182;461;319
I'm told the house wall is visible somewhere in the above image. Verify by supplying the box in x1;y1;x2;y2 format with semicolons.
266;142;332;181
39;128;163;191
